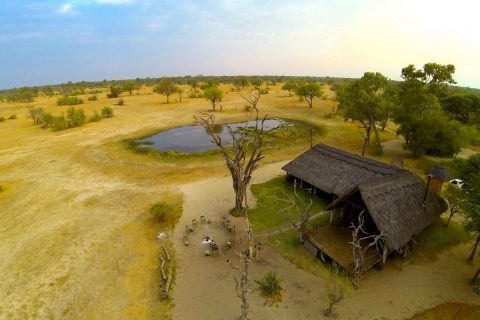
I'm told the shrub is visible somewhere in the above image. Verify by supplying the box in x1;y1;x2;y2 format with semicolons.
256;271;282;302
65;106;86;127
89;111;102;122
9;114;17;120
149;202;175;221
107;85;122;98
88;95;98;101
101;106;114;118
117;98;124;106
0;185;3;192
0;117;5;122
57;96;84;106
28;107;44;125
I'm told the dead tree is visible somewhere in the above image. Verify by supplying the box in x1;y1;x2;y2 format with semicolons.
324;279;344;317
349;211;386;286
195;90;266;211
274;180;313;243
231;210;255;320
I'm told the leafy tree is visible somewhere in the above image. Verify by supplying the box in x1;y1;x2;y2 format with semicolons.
153;79;178;103
282;81;297;96
176;86;184;102
295;82;323;108
42;86;55;97
442;184;464;227
251;78;263;90
449;155;480;267
338;72;391;155
441;93;480;124
122;80;138;95
393;63;462;157
233;76;249;90
107;85;122;98
203;86;223;111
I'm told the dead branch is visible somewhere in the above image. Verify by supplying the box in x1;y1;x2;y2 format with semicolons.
349;211;386;286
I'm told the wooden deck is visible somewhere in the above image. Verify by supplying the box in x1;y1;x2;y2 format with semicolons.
306;223;381;272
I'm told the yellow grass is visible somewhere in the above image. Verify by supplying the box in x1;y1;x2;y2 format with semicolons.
0;82;444;318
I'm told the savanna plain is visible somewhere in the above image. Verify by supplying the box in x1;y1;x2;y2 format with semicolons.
1;83;479;320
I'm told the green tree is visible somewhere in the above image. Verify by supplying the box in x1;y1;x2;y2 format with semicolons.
153;79;178;104
338;72;390;155
295;82;323;108
393;63;462;157
203;86;223;111
449;155;480;267
107;85;122;98
282;81;297;96
441;93;480;124
123;80;138;95
251;78;263;91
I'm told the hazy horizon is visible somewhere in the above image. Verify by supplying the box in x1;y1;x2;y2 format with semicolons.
1;0;479;89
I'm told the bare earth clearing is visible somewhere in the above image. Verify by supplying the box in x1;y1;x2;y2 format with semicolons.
0;85;478;319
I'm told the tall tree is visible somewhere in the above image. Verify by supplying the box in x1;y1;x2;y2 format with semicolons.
338;72;390;155
295;82;323;108
195;91;265;211
122;80;138;95
153;79;178;104
450;155;480;266
393;63;462;157
203;86;223;111
282;81;297;96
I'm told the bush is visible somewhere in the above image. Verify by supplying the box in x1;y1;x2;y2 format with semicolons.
0;117;5;122
149;202;175;221
89;111;102;122
57;96;84;106
256;271;282;302
101;106;114;118
9;114;17;120
117;98;124;106
0;185;3;192
88;95;98;101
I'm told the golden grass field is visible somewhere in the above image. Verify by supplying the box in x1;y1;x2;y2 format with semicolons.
1;84;479;319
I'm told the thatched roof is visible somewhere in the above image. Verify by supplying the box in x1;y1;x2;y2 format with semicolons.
282;144;404;197
327;172;448;250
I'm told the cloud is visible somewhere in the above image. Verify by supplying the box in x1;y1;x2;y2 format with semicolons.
58;4;72;14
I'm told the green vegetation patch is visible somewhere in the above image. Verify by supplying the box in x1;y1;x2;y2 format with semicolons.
413;217;470;259
248;176;328;232
57;96;84;106
266;229;351;291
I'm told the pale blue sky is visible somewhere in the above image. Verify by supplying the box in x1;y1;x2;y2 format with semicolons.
1;0;479;89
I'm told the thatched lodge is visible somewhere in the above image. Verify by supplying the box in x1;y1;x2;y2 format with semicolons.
282;144;448;272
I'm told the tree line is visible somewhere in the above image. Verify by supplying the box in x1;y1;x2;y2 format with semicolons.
337;63;480;157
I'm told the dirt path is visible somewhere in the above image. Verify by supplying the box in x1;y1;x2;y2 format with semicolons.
173;161;334;320
172;160;480;320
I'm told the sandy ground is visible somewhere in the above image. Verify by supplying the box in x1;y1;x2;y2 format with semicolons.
172;162;479;320
1;85;479;319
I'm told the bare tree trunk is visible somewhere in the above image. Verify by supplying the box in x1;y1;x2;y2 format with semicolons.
471;266;480;284
212;100;216;112
446;208;455;227
307;95;314;108
372;121;383;155
196;90;265;212
468;234;480;262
